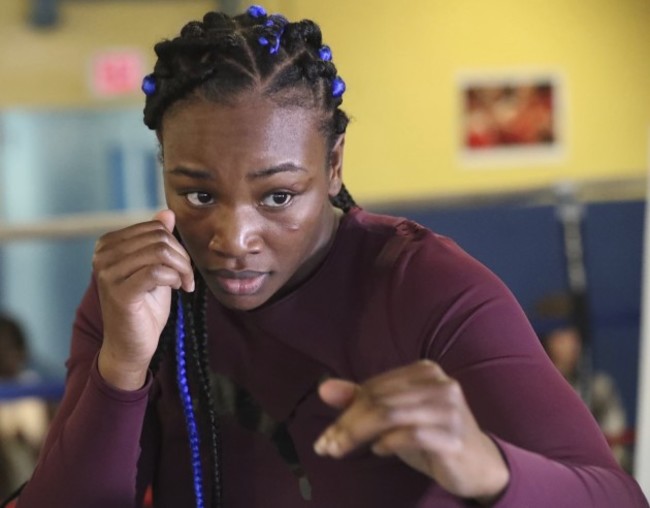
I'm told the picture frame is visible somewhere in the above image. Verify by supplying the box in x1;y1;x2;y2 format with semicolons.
457;70;565;166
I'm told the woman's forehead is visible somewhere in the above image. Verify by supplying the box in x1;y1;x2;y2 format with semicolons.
160;96;329;171
164;99;322;156
165;93;321;127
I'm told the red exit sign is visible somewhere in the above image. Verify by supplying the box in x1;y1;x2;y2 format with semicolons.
90;50;146;97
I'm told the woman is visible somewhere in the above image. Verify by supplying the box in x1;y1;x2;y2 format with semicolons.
9;5;648;507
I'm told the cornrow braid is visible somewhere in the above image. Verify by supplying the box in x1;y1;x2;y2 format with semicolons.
331;183;356;213
148;238;223;506
175;293;206;508
142;4;354;211
149;286;222;508
187;278;223;507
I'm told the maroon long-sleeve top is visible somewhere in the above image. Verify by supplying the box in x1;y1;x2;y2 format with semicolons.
17;208;648;507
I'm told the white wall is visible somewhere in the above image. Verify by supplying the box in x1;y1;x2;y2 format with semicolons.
0;108;159;376
635;128;650;492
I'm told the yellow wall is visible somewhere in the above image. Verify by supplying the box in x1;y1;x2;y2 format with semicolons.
0;0;215;108
1;0;649;203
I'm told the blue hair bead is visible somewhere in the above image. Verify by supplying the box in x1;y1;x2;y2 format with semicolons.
175;301;205;508
318;45;332;62
247;5;267;18
141;74;156;96
332;76;346;98
270;37;282;55
257;14;287;55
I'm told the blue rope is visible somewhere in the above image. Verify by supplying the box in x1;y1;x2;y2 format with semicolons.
175;299;205;508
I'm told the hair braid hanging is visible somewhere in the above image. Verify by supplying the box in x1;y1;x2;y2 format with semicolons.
187;278;223;507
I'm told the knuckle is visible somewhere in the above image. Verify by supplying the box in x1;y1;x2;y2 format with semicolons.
145;264;164;280
357;387;377;406
334;426;354;449
92;241;108;259
411;426;431;447
361;392;391;420
151;227;170;242
93;237;108;256
152;241;173;259
446;408;464;432
418;359;441;377
152;222;174;238
91;252;101;271
96;229;120;248
95;269;109;284
373;401;396;423
446;435;464;454
95;270;115;292
444;380;464;404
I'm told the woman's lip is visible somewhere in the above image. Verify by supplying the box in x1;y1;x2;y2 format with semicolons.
208;270;269;295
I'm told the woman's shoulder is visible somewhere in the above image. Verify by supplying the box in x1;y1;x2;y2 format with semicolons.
343;208;485;275
342;208;514;309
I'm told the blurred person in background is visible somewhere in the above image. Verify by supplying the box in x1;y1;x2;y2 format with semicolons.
0;315;49;499
542;325;631;471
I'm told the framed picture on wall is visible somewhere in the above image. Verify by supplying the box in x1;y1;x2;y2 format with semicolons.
457;70;565;166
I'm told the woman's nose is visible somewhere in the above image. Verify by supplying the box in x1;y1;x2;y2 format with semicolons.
208;206;263;258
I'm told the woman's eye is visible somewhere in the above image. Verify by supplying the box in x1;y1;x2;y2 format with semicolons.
261;192;293;208
185;192;214;206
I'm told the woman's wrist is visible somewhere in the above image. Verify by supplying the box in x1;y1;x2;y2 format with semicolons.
472;434;510;505
98;346;149;391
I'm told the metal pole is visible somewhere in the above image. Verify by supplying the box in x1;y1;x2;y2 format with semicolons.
555;181;592;405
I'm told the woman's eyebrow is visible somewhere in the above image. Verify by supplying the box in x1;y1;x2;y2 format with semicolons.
166;166;214;180
166;163;307;181
248;162;307;180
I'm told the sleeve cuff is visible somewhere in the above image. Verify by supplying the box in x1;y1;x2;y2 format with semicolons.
90;352;153;403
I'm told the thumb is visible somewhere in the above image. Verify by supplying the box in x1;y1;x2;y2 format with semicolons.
153;209;176;233
318;378;359;410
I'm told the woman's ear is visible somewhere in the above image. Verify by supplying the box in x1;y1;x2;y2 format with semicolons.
156;131;164;163
328;134;345;197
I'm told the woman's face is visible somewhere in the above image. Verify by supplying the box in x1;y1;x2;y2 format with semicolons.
161;95;343;311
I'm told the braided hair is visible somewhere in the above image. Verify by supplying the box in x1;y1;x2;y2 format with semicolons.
146;5;357;507
143;5;356;211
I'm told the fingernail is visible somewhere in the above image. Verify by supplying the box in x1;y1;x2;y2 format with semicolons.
189;280;195;292
314;435;328;455
328;438;342;457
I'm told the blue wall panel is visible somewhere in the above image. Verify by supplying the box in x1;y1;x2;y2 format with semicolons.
375;200;644;424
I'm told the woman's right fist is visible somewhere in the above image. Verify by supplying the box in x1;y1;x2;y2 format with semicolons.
94;209;194;390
